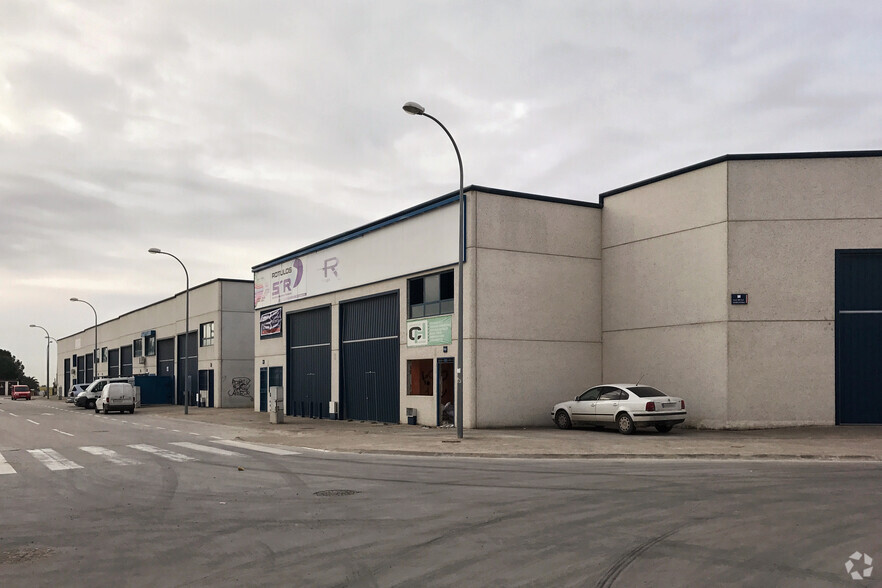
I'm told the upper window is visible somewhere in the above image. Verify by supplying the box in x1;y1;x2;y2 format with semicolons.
101;347;107;363
408;270;454;319
200;322;215;347
145;334;156;356
133;338;143;357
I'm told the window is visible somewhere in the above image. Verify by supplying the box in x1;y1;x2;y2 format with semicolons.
408;270;454;318
145;334;156;356
407;359;434;396
200;322;215;347
101;347;107;363
133;338;143;357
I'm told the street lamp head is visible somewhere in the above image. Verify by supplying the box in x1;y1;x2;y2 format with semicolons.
403;101;425;116
148;247;162;254
29;323;36;327
70;297;79;302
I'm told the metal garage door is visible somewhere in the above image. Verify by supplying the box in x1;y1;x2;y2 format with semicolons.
85;353;94;384
120;345;133;377
157;338;175;379
64;358;70;395
176;332;197;406
340;293;399;423
107;349;119;378
836;250;882;424
287;306;331;419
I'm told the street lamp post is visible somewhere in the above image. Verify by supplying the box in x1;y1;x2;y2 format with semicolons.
69;297;98;383
403;101;465;439
149;248;190;414
29;324;51;397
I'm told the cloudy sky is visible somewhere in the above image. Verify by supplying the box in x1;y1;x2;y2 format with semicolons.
2;1;880;385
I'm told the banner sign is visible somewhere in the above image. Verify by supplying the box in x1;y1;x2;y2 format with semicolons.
259;307;283;339
254;201;459;309
406;315;453;347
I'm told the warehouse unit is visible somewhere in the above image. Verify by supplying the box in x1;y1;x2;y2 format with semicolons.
253;187;603;427
57;279;254;408
601;151;882;427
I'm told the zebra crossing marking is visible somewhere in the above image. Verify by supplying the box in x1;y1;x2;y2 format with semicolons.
213;439;300;456
80;446;142;466
128;444;196;462
0;453;15;475
169;442;245;457
27;448;83;471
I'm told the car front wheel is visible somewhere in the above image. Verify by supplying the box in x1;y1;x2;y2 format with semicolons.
555;410;572;430
617;413;636;435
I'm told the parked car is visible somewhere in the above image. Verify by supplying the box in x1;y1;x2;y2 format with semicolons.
66;384;88;403
552;384;686;434
11;385;31;400
75;377;133;410
95;382;136;414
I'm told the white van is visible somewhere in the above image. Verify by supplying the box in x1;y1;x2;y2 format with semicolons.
75;377;133;409
95;382;136;414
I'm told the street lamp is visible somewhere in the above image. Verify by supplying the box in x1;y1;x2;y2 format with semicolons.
69;297;98;383
29;324;51;398
403;101;465;439
149;247;191;414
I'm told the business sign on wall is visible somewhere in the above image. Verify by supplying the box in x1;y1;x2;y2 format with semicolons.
259;307;283;339
254;202;459;309
406;316;453;347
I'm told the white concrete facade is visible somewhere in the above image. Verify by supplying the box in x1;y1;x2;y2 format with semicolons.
57;279;255;408
253;187;602;427
602;152;882;428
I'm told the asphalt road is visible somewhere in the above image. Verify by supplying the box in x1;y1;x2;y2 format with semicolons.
1;399;880;587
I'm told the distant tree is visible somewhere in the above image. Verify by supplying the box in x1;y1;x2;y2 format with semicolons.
0;349;40;390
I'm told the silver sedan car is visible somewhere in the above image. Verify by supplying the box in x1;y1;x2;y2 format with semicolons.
552;384;687;434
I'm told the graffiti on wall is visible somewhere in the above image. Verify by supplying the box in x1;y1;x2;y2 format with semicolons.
228;377;253;399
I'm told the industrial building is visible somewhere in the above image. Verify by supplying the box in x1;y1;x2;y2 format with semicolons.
56;279;254;408
253;150;882;428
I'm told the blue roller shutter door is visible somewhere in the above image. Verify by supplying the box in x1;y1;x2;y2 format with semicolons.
287;306;331;419
836;250;882;424
340;293;399;423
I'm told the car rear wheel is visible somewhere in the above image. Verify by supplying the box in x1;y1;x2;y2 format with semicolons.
555;410;572;430
617;413;635;435
655;424;673;433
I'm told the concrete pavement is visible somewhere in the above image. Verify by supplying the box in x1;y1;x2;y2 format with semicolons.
115;402;882;461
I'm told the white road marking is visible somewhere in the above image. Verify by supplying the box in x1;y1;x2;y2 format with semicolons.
8;413;18;417
41;413;53;416
212;440;300;456
170;442;245;457
80;446;142;466
210;436;223;440
28;449;83;471
188;432;200;436
27;419;40;425
128;444;196;462
154;427;165;430
0;453;15;475
53;429;74;437
171;430;181;433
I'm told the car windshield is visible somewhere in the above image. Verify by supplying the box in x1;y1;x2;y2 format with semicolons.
627;386;666;398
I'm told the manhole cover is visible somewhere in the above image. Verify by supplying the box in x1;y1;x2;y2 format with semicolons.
314;489;359;497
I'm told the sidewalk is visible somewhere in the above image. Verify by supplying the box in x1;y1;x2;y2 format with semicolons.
134;404;882;461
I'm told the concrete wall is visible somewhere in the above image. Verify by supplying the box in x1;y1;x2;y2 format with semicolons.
472;192;602;427
725;157;882;426
602;163;729;426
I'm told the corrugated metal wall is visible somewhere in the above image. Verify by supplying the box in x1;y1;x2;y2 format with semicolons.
340;293;400;423
287;306;332;419
836;250;882;424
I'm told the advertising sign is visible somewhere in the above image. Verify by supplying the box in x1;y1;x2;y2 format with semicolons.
253;201;459;309
259;307;283;339
406;315;453;347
